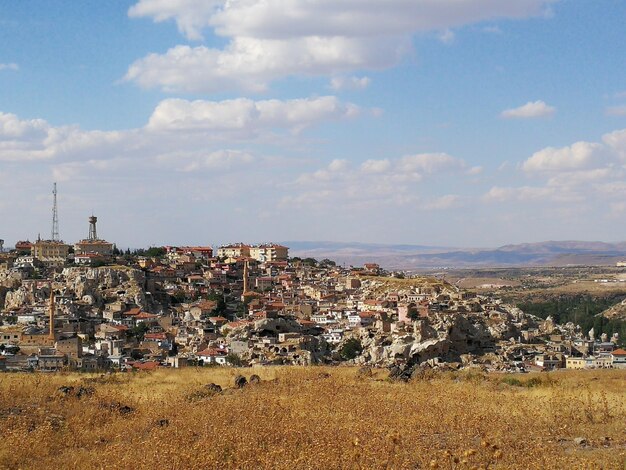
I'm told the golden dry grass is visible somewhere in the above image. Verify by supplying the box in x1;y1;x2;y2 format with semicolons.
0;367;624;469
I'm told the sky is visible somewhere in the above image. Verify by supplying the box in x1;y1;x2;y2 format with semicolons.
1;0;626;249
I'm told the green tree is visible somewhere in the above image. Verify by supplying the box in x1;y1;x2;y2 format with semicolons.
128;322;150;341
206;292;227;315
226;353;245;366
340;338;363;360
145;246;166;258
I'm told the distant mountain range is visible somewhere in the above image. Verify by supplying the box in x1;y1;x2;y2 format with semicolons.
283;240;626;270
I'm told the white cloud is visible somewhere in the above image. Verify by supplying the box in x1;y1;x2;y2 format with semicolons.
128;0;221;41
0;63;18;71
146;96;361;134
0;112;48;140
487;127;626;208
0;112;61;161
522;141;606;172
330;76;371;91
606;105;626;117
361;159;390;174
126;38;406;93
602;128;626;159
162;149;255;172
328;159;349;173
290;151;470;211
195;0;553;39
484;185;556;202
126;0;554;92
0;95;361;165
500;100;555;119
546;168;616;188
398;152;465;174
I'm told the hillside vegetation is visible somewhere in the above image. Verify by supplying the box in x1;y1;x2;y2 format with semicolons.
514;294;626;347
0;368;624;469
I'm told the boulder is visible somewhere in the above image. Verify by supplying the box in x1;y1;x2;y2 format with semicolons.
234;375;247;388
249;374;261;385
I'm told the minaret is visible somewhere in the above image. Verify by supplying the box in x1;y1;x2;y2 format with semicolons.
49;289;56;341
243;260;249;294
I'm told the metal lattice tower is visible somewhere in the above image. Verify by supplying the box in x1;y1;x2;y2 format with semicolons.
51;183;60;241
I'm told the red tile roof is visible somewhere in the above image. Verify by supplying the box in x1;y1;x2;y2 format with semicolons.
197;347;227;357
136;312;159;320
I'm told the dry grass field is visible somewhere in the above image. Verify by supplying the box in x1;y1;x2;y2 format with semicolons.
0;367;625;469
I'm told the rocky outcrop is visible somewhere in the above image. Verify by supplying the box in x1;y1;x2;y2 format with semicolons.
226;317;302;338
4;286;36;311
348;307;537;367
61;267;147;309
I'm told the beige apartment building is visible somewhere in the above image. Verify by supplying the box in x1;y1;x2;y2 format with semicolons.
31;239;70;263
249;244;289;262
217;243;251;259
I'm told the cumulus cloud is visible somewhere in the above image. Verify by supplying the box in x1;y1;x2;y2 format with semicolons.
398;153;465;174
161;149;255;172
289;152;469;211
500;100;556;119
522;141;606;172
126;38;406;93
0;95;361;164
361;159;391;174
146;96;361;134
128;0;221;41
329;76;371;91
486;127;626;207
483;185;557;202
132;0;553;40
0;112;101;162
126;0;554;92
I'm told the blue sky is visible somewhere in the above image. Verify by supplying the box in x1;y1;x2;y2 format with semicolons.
1;0;626;248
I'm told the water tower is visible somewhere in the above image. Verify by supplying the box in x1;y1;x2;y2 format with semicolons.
88;216;98;240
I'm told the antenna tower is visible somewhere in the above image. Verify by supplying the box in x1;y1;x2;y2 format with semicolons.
51;183;60;241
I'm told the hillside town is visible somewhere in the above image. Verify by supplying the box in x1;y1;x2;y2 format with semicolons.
0;214;624;374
